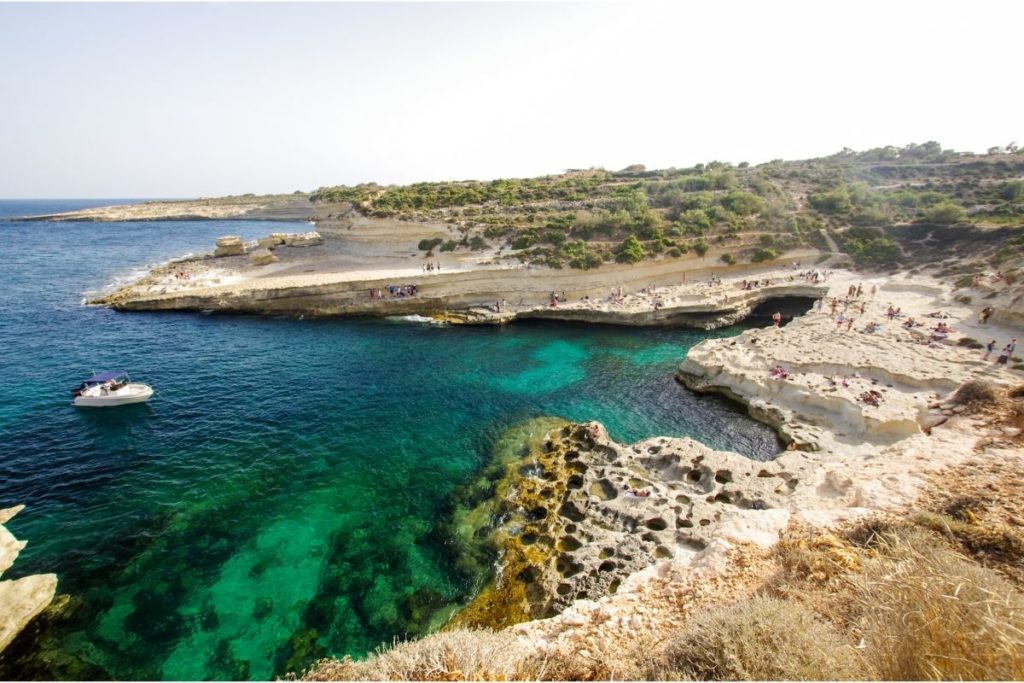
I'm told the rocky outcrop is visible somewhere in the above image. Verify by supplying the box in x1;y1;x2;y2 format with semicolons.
675;271;1020;455
285;231;323;247
0;505;57;653
213;235;246;257
249;248;279;266
257;233;291;249
452;422;798;630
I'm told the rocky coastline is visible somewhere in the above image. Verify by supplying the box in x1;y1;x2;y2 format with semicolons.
303;264;1024;678
0;506;57;655
89;229;827;329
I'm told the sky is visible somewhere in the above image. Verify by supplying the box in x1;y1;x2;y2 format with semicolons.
0;0;1021;198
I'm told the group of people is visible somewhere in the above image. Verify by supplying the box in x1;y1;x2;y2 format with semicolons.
739;278;773;290
860;389;883;407
421;262;443;273
368;284;419;300
983;338;1018;365
799;269;832;283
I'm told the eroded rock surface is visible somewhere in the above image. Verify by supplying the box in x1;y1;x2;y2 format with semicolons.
453;423;799;629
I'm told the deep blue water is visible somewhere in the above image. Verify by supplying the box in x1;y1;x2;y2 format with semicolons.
0;200;780;680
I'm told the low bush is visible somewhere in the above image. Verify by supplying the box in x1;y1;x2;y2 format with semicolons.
651;596;867;680
957;337;984;349
417;238;443;251
952;379;1001;405
751;247;778;263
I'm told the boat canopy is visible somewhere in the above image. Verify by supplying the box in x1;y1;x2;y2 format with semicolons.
83;371;127;384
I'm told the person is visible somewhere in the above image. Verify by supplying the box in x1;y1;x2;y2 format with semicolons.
772;311;782;327
983;339;996;361
979;306;994;324
996;344;1011;365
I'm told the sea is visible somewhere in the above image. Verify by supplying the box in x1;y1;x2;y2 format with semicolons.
0;199;781;680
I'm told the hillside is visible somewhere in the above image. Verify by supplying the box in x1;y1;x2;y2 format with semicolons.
311;142;1024;274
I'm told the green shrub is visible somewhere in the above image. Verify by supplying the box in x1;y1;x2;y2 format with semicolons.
720;190;765;216
439;240;457;252
418;238;443;251
720;253;735;265
617;235;645;263
957;337;984;349
469;236;488;250
752;247;778;262
1001;180;1024;201
511;235;534;250
923;202;967;224
809;186;852;214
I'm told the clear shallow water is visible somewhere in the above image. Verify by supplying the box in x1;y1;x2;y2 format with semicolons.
0;201;780;680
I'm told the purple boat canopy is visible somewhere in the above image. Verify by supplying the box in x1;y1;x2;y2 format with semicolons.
83;371;127;384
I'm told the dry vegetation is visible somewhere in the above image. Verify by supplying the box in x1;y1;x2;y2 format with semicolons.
300;384;1024;681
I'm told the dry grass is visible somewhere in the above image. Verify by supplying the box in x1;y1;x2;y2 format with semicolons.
951;379;1002;406
300;628;531;681
856;529;1024;680
649;595;869;680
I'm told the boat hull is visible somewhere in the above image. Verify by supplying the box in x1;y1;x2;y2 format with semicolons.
73;383;154;408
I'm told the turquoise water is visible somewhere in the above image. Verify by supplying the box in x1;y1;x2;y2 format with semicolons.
0;201;780;680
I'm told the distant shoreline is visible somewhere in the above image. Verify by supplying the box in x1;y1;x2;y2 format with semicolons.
8;194;317;223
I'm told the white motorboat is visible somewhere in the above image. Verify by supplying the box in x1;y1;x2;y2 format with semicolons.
72;371;154;407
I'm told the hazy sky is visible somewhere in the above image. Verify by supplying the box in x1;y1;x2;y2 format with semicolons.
1;1;1020;198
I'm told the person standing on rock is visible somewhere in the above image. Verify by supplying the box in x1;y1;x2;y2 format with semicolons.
979;306;994;324
983;340;996;361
